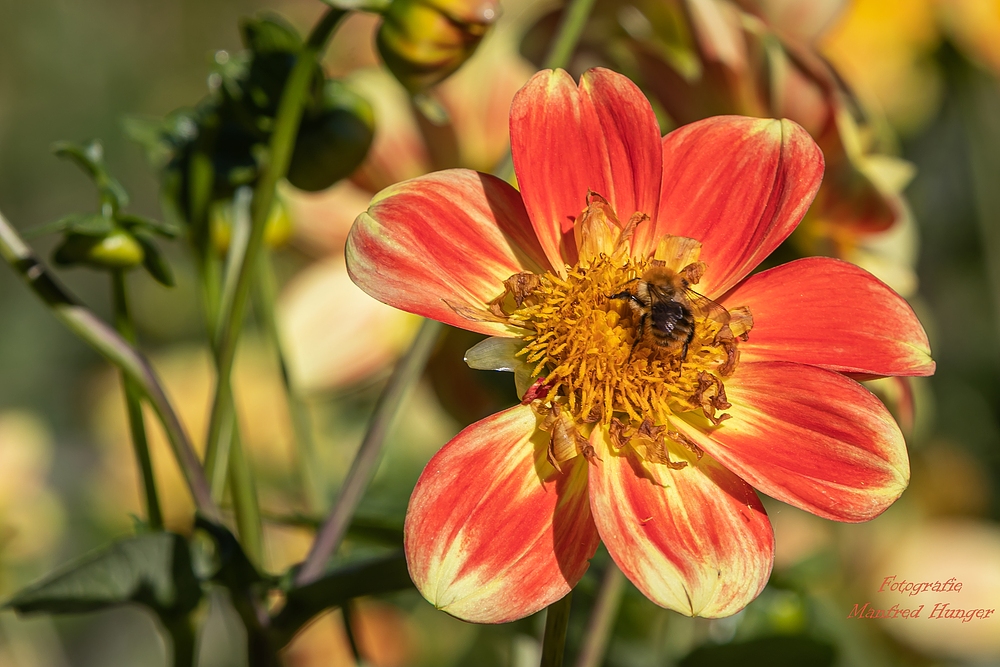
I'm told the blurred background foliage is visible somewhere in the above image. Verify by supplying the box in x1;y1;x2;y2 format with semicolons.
1;0;1000;665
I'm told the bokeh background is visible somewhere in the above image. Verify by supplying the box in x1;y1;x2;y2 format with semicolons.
1;0;1000;665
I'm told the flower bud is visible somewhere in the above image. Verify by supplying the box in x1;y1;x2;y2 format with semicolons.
377;0;500;93
52;229;145;270
286;80;375;192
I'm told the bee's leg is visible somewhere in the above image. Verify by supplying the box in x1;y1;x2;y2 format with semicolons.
607;291;643;307
628;313;647;360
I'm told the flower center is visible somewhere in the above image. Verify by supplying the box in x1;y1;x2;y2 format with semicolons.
485;194;752;470
510;253;739;428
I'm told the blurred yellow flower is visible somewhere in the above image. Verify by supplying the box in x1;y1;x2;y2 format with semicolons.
866;520;1000;660
0;410;64;572
87;342;296;541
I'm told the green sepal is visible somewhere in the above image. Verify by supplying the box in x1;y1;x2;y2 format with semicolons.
52;140;130;211
2;532;202;617
132;230;176;287
119;213;181;239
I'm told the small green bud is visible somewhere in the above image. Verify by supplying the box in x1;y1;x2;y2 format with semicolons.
53;229;145;270
377;0;500;93
286;80;375;192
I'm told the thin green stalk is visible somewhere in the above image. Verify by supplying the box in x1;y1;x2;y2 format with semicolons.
162;614;196;667
540;593;573;667
294;319;443;587
227;428;264;565
573;564;625;667
0;209;221;522
342;599;367;666
204;8;346;471
111;270;164;530
542;0;597;71
254;250;323;512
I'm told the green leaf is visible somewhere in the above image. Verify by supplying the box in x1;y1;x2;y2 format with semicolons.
679;635;837;667
3;533;201;617
23;213;112;239
133;230;175;287
272;551;413;639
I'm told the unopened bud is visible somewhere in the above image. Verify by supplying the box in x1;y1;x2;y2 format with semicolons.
287;80;375;192
377;0;501;93
53;230;145;270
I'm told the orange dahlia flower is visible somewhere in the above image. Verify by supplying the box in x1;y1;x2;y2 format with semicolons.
345;67;934;623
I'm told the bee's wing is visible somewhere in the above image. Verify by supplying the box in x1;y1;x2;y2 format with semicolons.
684;288;731;325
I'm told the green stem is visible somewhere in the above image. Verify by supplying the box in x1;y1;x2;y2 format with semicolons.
204;8;346;469
540;593;573;667
227;429;264;566
254;250;323;512
0;209;221;522
293;319;443;586
342;599;366;666
162;614;196;667
111;270;164;530
542;0;597;71
573;564;625;667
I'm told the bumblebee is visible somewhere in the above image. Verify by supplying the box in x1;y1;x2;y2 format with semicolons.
608;265;729;359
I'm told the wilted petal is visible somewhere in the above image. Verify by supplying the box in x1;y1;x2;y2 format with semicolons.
723;257;934;377
588;427;773;617
655;116;824;296
675;361;909;522
405;405;600;623
346;169;549;336
510;68;662;269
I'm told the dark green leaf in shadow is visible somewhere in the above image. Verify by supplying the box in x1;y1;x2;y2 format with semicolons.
272;551;413;639
3;533;201;617
679;635;837;667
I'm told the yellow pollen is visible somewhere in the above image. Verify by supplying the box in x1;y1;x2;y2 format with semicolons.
506;253;739;432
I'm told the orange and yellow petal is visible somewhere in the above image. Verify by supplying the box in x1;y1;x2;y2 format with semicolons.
346;169;549;336
676;361;909;523
588;427;774;618
655;116;824;297
723;257;934;376
404;405;600;624
510;68;662;269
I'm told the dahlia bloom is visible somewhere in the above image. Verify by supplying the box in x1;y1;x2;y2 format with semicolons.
346;67;934;623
